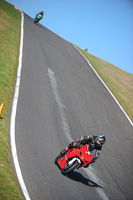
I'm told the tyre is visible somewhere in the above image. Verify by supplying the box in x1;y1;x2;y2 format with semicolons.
34;19;39;24
61;160;80;175
55;155;60;165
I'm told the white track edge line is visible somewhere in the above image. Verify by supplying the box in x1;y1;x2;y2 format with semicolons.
10;12;31;200
73;45;133;127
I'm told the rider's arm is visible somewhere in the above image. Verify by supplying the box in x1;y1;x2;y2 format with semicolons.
67;135;95;149
68;141;80;149
78;135;95;145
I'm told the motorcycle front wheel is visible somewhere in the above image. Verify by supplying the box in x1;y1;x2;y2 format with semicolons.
61;160;80;175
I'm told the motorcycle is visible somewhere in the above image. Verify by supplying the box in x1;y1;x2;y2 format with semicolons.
55;144;96;175
34;14;43;24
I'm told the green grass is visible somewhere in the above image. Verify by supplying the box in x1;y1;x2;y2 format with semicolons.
0;0;23;199
0;0;132;199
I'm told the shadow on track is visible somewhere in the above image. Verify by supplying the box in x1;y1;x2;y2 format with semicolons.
66;171;103;188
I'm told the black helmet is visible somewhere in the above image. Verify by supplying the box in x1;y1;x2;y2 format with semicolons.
96;135;106;146
40;11;44;15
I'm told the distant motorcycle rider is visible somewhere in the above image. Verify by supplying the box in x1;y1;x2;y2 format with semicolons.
35;11;44;19
34;11;44;24
60;134;106;167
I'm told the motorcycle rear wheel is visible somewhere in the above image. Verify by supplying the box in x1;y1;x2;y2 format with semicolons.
34;18;39;24
61;160;80;175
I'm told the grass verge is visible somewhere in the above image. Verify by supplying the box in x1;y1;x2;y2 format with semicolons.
0;0;23;199
76;47;133;121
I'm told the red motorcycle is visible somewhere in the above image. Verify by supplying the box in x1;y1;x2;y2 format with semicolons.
55;144;96;175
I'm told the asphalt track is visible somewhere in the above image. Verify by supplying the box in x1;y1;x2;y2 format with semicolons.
11;14;133;200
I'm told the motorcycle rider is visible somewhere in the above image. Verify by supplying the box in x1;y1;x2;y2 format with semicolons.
35;11;44;19
60;134;106;167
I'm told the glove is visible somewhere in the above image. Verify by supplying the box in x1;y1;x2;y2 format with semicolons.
74;142;80;148
68;141;80;149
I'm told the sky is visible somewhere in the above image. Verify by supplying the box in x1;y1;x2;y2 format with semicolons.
6;0;133;74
